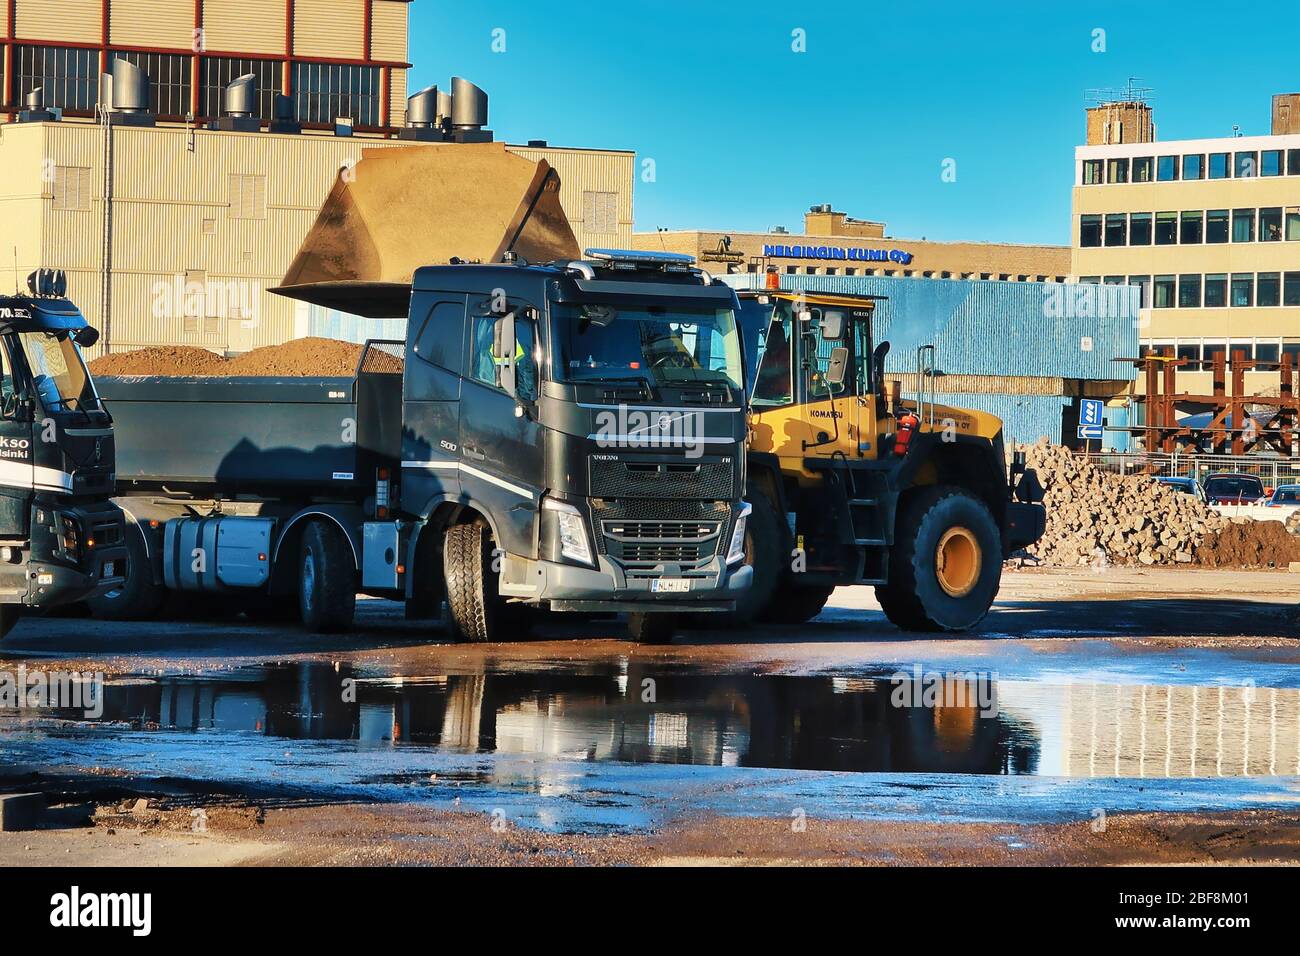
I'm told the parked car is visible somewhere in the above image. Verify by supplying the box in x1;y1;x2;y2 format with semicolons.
1156;476;1208;503
1202;473;1267;505
1265;484;1300;510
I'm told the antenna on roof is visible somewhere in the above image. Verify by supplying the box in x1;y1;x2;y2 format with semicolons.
1086;77;1154;107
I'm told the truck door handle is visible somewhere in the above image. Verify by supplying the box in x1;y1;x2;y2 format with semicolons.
463;445;487;461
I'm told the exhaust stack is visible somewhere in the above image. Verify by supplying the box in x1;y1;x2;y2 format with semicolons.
398;84;447;141
449;77;492;142
268;94;301;134
18;86;58;123
109;58;155;126
209;74;261;132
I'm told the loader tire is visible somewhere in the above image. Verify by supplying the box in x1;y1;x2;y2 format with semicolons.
627;612;675;645
443;520;505;643
875;486;1001;633
763;584;836;625
299;520;356;633
86;523;166;621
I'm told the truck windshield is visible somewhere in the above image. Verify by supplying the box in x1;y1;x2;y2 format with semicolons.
17;331;100;412
553;303;743;390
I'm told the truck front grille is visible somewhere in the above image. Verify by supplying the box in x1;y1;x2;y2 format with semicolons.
589;457;735;500
596;512;725;567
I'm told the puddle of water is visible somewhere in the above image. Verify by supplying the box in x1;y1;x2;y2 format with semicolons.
8;662;1300;781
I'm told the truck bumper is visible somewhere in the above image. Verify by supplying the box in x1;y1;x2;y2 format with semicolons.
500;554;753;613
1004;501;1046;554
13;502;128;608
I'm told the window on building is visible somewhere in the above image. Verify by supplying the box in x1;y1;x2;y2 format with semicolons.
1178;274;1202;308
1261;150;1283;177
1286;207;1300;241
1106;157;1129;184
1260;207;1283;241
202;57;283;121
1232;208;1255;242
1230;273;1254;308
228;173;267;219
1128;212;1153;245
1206;209;1229;243
51;166;92;211
1289;149;1300;176
1128;275;1151;308
1233;150;1259;178
1258;272;1281;306
1157;155;1179;181
114;52;193;119
1255;341;1279;371
1207;152;1229;179
1183;154;1205;180
1153;275;1175;308
1286;340;1300;369
582;191;618;235
1285;272;1300;307
1155;211;1178;245
1104;213;1127;246
1104;275;1125;285
1082;159;1103;184
15;45;99;112
1078;276;1100;284
1177;343;1200;364
1079;214;1102;247
1132;156;1154;183
180;270;221;335
1204;274;1227;307
1203;342;1228;365
1179;210;1203;244
294;62;381;126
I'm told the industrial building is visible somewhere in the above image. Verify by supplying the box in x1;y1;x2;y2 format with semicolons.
725;273;1138;449
1073;92;1300;398
635;205;1072;284
0;0;635;355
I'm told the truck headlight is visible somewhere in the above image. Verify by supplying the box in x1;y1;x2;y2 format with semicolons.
726;503;751;565
543;498;594;566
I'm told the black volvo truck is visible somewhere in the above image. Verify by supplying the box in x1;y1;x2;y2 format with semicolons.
92;250;752;643
0;270;127;638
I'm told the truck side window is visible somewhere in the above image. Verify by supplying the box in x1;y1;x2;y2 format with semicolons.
0;344;12;403
470;312;538;401
413;300;467;373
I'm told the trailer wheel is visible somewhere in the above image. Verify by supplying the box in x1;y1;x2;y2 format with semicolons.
299;520;356;633
0;606;18;640
86;523;165;621
442;520;506;643
762;584;836;625
627;612;675;645
875;486;1001;632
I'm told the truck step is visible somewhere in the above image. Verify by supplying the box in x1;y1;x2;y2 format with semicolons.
855;538;887;547
849;498;878;507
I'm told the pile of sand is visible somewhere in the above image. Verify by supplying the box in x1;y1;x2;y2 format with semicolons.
89;338;402;378
1194;520;1300;569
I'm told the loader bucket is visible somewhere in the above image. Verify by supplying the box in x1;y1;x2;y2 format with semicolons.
273;143;579;313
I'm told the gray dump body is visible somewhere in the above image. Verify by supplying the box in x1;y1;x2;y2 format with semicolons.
97;374;402;496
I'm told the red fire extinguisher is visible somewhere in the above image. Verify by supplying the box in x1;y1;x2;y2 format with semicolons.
894;411;920;456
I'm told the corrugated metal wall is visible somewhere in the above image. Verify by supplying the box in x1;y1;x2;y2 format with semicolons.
16;0;101;43
110;0;193;48
726;274;1138;381
293;0;366;59
508;146;636;251
306;305;406;344
202;0;286;56
371;0;409;61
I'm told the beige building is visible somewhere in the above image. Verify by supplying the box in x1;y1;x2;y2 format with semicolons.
0;0;635;355
634;205;1071;283
1072;94;1300;396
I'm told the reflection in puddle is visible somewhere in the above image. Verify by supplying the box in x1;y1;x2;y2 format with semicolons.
17;663;1300;780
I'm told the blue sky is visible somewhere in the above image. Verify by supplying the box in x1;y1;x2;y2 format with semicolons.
408;1;1300;246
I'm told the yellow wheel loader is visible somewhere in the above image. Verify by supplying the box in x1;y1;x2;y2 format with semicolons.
734;286;1045;631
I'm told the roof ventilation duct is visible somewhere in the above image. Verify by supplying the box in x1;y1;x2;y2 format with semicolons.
109;58;155;126
397;84;447;141
449;77;492;142
18;86;58;123
208;74;262;132
267;94;301;134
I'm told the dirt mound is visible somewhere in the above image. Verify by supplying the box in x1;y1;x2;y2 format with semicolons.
89;338;402;377
1194;519;1300;569
1018;441;1228;567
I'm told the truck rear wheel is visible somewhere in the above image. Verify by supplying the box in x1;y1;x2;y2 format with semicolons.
627;612;675;645
762;584;836;625
443;520;506;643
299;520;356;633
875;486;1001;632
86;523;165;621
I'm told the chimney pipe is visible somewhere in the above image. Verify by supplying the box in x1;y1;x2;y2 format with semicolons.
108;58;155;126
397;84;448;141
448;77;493;143
17;86;57;123
207;73;261;131
268;94;301;134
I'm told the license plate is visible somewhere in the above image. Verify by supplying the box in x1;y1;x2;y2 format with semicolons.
651;578;691;594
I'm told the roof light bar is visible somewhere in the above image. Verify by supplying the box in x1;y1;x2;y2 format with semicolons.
584;248;697;270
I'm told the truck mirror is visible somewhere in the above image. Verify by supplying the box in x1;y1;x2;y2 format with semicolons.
74;326;100;348
494;313;517;395
819;310;846;341
826;346;849;387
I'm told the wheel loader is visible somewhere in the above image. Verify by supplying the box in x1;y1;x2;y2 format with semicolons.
733;285;1046;631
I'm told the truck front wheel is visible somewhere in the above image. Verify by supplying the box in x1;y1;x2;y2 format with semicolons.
86;523;165;621
299;520;356;633
875;486;1001;632
442;520;505;643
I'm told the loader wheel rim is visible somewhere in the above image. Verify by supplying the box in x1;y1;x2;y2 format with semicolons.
935;526;981;598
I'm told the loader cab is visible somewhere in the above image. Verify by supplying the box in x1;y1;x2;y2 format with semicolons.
740;289;885;472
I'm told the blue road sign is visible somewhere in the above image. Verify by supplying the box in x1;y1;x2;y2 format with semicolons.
1080;398;1103;427
1077;424;1104;441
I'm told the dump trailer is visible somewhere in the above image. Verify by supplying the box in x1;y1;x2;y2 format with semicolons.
0;272;127;639
733;286;1045;631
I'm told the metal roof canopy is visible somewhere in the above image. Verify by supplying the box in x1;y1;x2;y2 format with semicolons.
272;143;581;316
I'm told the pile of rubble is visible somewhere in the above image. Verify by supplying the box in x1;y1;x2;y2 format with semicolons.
1016;442;1230;567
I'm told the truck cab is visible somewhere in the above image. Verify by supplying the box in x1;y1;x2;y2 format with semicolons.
402;249;753;642
0;271;126;637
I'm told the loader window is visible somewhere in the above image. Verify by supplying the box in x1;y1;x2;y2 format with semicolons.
752;307;793;407
802;311;849;401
